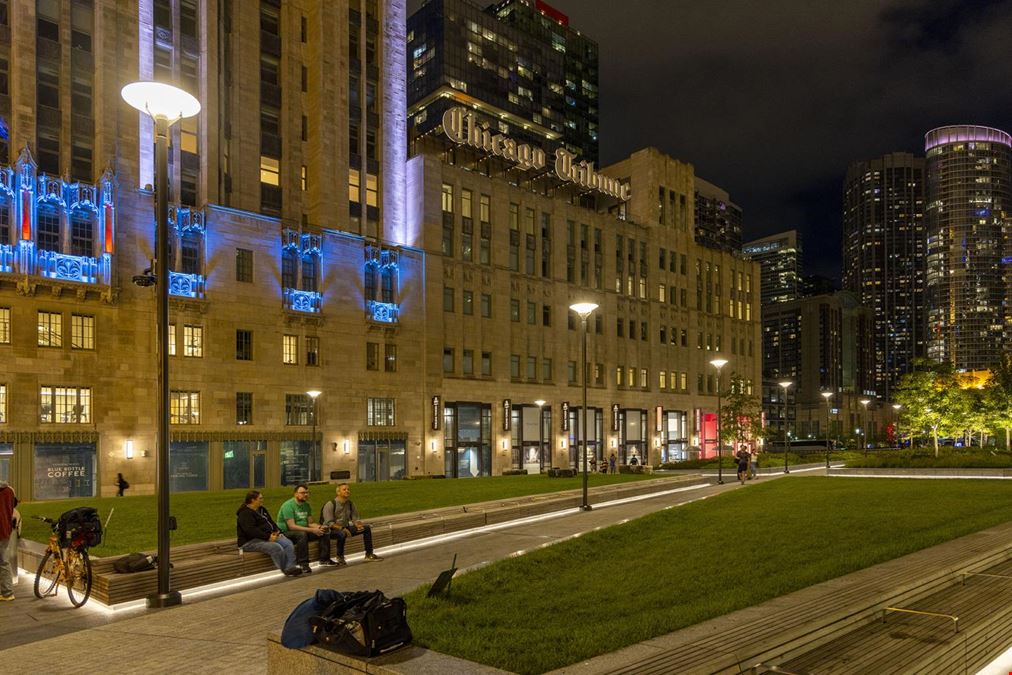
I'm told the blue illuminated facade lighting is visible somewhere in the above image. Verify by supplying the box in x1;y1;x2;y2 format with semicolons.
367;300;399;323
168;271;206;298
285;288;322;313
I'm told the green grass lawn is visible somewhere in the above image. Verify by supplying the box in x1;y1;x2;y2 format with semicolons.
844;448;1012;468
405;477;1012;674
17;472;669;556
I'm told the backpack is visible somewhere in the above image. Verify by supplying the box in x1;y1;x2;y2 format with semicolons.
113;553;157;574
57;507;102;549
309;590;413;657
319;498;339;525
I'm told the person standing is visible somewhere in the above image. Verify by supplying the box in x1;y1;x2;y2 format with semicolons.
277;484;337;573
236;491;301;576
749;450;759;480
0;481;16;601
116;473;129;497
608;453;617;474
320;483;383;566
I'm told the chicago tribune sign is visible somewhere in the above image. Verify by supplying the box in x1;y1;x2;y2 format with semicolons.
442;107;630;201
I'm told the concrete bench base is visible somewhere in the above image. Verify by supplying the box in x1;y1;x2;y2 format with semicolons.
266;633;508;674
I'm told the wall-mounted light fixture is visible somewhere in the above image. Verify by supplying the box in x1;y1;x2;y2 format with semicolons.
343;440;350;454
331;442;338;453
501;439;509;450
610;438;618;449
125;439;134;460
560;439;567;449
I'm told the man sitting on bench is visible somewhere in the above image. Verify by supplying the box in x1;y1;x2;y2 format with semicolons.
277;484;337;574
321;483;383;566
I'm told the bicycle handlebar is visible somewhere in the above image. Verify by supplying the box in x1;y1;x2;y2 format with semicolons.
32;515;57;526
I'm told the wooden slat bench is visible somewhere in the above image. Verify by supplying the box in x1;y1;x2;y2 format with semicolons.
20;475;704;606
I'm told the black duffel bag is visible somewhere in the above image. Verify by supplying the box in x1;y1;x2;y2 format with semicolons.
309;590;412;657
58;507;102;549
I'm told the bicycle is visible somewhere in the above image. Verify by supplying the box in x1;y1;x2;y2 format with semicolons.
32;515;94;608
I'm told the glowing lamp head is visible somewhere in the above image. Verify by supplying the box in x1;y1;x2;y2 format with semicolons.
121;81;201;120
534;399;546;408
569;302;598;319
860;398;871;407
709;358;728;370
778;380;793;390
306;390;322;400
821;391;833;400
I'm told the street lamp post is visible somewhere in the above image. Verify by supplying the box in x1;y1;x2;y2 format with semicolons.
570;302;598;511
778;381;793;473
860;398;871;456
710;358;728;484
121;81;200;609
892;403;902;449
821;391;833;470
307;390;322;472
534;399;546;472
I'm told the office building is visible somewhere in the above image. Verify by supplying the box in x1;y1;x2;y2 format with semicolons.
843;152;925;399
741;230;802;306
925;125;1012;371
693;177;743;253
407;0;599;164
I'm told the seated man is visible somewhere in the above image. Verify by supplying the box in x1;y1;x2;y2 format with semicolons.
236;491;301;577
277;484;336;573
320;483;383;565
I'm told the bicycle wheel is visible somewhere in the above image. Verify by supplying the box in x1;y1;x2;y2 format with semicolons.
65;548;93;608
34;549;61;599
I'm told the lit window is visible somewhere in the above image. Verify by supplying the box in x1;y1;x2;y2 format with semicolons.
367;397;396;426
0;307;10;344
260;156;280;186
0;384;5;423
441;183;453;212
301;165;308;191
71;314;95;350
169;323;176;356
348;168;360;203
40;386;91;424
183;325;203;357
37;311;62;347
283;335;298;364
170;390;201;424
366;174;377;207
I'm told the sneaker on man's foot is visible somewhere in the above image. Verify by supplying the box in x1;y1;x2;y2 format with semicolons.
318;558;339;566
364;553;383;561
300;564;313;574
335;556;347;566
0;594;13;601
283;567;302;577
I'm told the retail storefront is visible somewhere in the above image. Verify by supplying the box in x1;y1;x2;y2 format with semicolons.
358;432;407;481
510;404;552;474
617;408;649;465
660;410;689;462
568;407;603;470
443;402;492;478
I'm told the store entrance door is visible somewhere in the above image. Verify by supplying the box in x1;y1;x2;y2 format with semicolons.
358;440;406;481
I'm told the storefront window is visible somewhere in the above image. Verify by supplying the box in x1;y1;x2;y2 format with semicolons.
0;443;13;485
280;440;320;485
223;440;267;490
33;442;96;500
169;441;209;492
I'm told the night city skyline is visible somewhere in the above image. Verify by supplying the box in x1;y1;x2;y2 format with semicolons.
409;0;1012;278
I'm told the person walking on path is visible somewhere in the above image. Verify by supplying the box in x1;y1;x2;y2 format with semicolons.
0;481;17;600
277;484;337;573
236;491;301;577
736;450;750;485
609;453;617;474
320;483;383;566
116;473;129;497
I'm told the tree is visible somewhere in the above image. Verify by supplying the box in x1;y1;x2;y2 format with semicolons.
894;359;961;456
984;356;1012;450
720;374;765;454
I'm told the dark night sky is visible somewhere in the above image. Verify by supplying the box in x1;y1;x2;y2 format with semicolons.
409;0;1012;279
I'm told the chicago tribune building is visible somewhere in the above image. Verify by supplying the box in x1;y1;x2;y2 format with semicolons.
0;0;759;500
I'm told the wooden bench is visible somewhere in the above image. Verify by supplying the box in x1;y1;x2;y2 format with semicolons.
22;475;704;606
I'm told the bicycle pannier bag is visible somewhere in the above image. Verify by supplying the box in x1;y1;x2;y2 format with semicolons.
58;507;102;548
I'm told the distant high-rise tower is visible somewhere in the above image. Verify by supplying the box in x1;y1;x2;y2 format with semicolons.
924;126;1012;371
407;0;599;163
741;230;802;306
694;177;743;253
843;152;925;399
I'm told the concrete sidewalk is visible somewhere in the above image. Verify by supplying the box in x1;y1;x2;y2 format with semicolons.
0;476;735;673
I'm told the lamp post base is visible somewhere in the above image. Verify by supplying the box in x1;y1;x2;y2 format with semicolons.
580;504;593;512
716;479;724;485
146;590;182;608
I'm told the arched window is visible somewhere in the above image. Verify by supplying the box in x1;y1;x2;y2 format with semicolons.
70;211;94;257
37;204;61;252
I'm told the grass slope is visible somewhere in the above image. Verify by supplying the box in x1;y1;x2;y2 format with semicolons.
17;473;666;556
405;477;1012;674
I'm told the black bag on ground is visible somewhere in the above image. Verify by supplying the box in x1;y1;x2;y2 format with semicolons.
58;507;102;548
113;553;157;574
309;590;413;657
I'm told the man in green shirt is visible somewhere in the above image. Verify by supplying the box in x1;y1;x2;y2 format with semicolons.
277;484;336;573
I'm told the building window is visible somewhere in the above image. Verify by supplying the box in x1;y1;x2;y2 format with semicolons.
366;342;379;370
543;358;553;381
527;301;536;325
71;314;95;350
510;354;521;379
236;329;253;361
462;349;474;376
36;207;60;252
527;356;537;380
481;351;492;376
183;325;203;357
40;386;91;424
169;323;176;356
568;361;577;384
283;335;298;364
384;343;397;372
443;286;455;312
170;391;201;424
38;311;62;347
236;248;253;282
70;213;93;257
462;290;474;315
443;347;454;374
285;394;313;425
306;336;319;366
640;368;648;388
0;384;5;424
367;398;395;426
510;299;520;322
0;308;9;344
542;305;552;327
236;392;253;425
480;293;492;318
260;156;280;185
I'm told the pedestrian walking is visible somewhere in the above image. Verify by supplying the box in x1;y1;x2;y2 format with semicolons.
116;473;130;497
749;450;759;480
608;453;617;474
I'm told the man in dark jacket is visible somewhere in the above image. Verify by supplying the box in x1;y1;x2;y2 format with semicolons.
236;490;301;576
0;481;16;600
